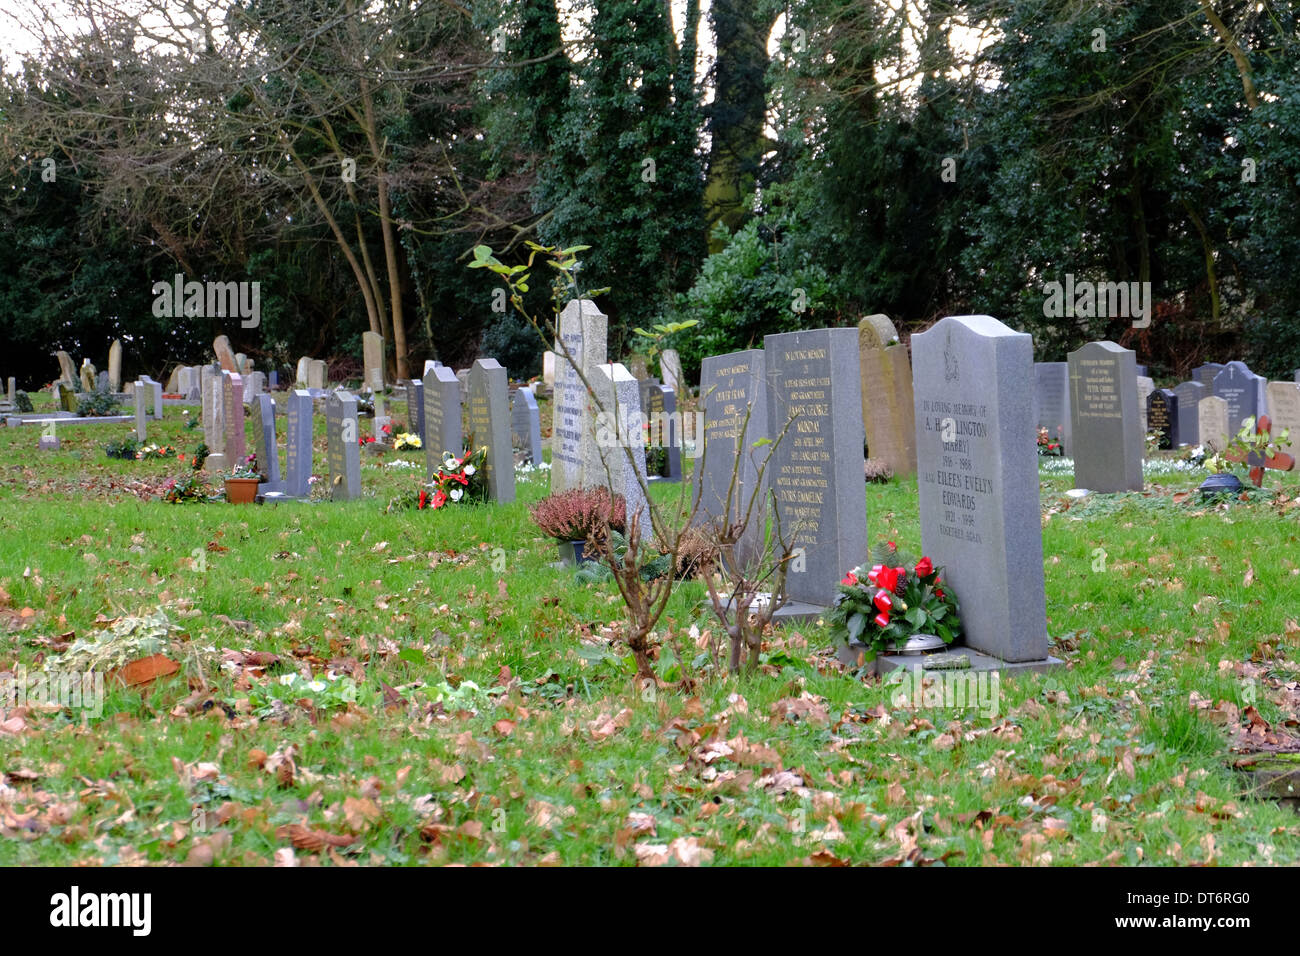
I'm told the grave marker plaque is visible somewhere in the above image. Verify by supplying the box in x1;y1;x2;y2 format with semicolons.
284;390;313;498
592;363;648;526
1266;381;1300;438
1034;362;1071;454
251;393;282;492
551;299;608;493
1199;395;1230;452
1213;361;1266;433
511;387;543;466
640;381;682;481
467;359;516;503
1147;388;1177;449
1068;341;1143;492
222;372;245;465
1173;381;1206;447
858;314;917;476
326;391;361;500
423;365;462;478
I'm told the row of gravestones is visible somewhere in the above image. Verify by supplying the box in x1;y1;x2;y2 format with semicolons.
1034;351;1300;492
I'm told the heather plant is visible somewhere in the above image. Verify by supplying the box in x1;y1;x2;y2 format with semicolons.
529;487;627;542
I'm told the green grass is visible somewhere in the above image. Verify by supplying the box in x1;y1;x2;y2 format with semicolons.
0;396;1296;865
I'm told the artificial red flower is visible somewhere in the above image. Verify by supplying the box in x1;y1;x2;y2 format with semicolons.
887;541;897;550
382;423;392;434
875;565;902;593
418;490;429;510
432;489;447;509
874;612;890;628
866;564;885;585
454;473;469;485
841;570;858;587
873;589;895;613
915;556;934;577
936;589;945;600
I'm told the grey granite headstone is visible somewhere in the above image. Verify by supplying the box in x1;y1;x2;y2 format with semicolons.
1147;388;1177;450
284;390;313;498
913;315;1049;663
1136;375;1155;439
296;356;311;387
1172;380;1206;447
133;381;147;441
245;371;266;400
764;328;867;606
178;367;198;398
202;365;227;472
1266;380;1300;438
423;365;462;478
1033;362;1071;454
1194;363;1225;389
251;393;282;492
326;390;361;501
1200;395;1230;452
407;379;425;444
307;359;328;390
511;386;543;466
268;371;279;389
639;381;682;481
96;370;109;391
1068;341;1143;492
1213;361;1266;434
693;349;770;566
551;299;608;493
592;363;647;527
139;375;163;420
466;359;516;503
222;372;246;466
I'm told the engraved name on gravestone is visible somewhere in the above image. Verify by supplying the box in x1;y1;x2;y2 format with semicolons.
511;387;543;466
1213;361;1266;433
1173;381;1206;447
423;365;462;478
1068;341;1142;492
694;350;770;566
326;391;361;500
639;381;682;481
914;316;1049;663
1034;362;1071;454
591;363;649;526
251;393;282;492
857;314;917;476
551;299;608;493
1147;388;1177;450
222;372;246;465
467;359;516;503
764;328;867;607
284;390;313;498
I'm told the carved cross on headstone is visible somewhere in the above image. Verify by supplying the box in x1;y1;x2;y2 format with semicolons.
1224;414;1295;486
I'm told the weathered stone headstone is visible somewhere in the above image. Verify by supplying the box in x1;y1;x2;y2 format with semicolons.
407;379;425;444
694;350;770;564
166;366;181;394
235;353;248;376
511;386;543;466
660;349;684;399
178;367;198;399
55;351;77;387
268;371;279;390
133;381;148;441
542;351;556;388
1194;363;1225;389
1068;341;1143;492
6;378;14;403
1034;362;1071;454
307;359;328;390
202;365;227;472
79;361;96;393
640;381;682;481
591;363;648;526
362;331;385;391
1213;361;1266;434
466;359;516;504
57;382;77;412
108;340;123;393
1266;381;1300;439
857;314;917;476
214;335;238;373
296;356;311;387
284;390;313;498
326;391;361;501
1136;375;1155;439
1173;380;1206;447
251;393;282;492
245;371;266;400
625;354;650;380
1199;395;1230;452
222;372;246;466
913;315;1049;663
139;375;163;420
764;328;867;606
1147;388;1177;450
551;299;608;494
423;365;462;477
96;371;109;391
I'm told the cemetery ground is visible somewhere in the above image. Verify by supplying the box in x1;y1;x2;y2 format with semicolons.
0;399;1298;866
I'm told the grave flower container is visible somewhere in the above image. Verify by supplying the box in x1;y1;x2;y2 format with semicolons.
224;477;260;504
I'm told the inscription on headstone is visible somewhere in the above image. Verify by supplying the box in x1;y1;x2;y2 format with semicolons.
551;299;608;493
326;390;361;501
1172;381;1206;447
423;365;462;478
284;390;313;498
251;393;282;492
466;359;516;503
1068;341;1143;492
1147;388;1177;450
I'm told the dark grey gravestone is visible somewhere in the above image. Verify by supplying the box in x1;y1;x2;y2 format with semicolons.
423;364;462;477
1213;361;1266;434
511;387;543;466
284;390;313;498
693;349;770;567
1135;364;1148;377
326;390;361;501
467;359;515;503
1147;388;1177;450
1172;381;1206;446
251;393;282;493
96;370;109;391
763;328;867;607
1067;341;1143;492
640;382;682;481
407;379;425;445
269;371;279;389
1194;363;1225;389
913;315;1050;663
1033;362;1071;455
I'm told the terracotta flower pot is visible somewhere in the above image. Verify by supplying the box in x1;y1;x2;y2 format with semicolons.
224;477;260;504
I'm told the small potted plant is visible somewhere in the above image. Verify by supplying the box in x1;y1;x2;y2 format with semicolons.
225;453;264;504
1206;414;1295;491
529;486;627;565
829;541;962;668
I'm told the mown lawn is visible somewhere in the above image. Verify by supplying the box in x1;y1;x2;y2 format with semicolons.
0;393;1296;865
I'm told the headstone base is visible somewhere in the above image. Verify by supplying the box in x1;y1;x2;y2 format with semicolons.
836;642;1063;674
